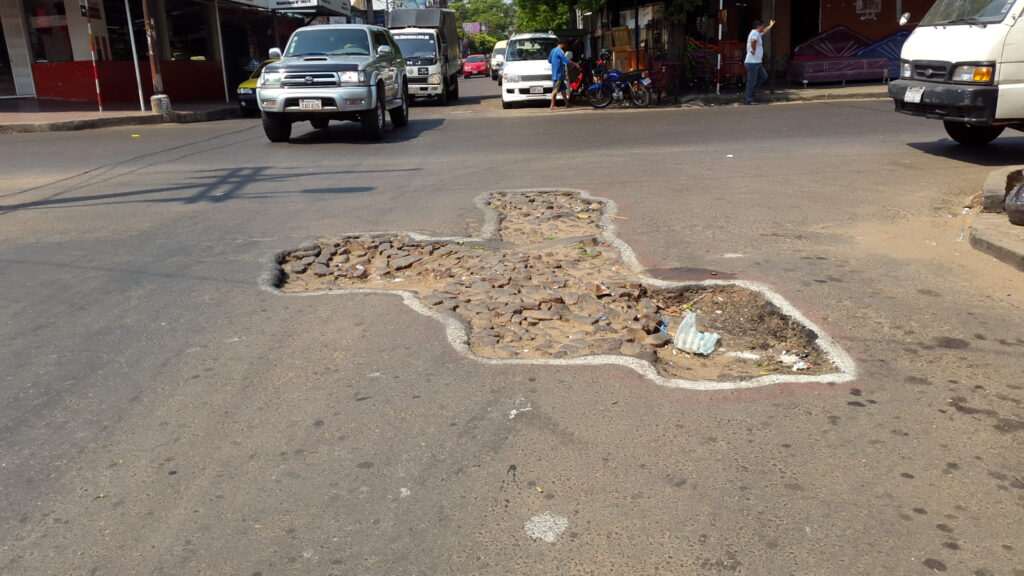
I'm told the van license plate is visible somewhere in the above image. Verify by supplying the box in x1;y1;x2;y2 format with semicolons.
529;85;544;94
904;86;924;104
300;99;322;110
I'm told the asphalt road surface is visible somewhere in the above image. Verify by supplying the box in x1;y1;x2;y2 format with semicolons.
1;77;1022;576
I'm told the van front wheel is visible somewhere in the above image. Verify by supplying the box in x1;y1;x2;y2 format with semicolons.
944;121;1004;146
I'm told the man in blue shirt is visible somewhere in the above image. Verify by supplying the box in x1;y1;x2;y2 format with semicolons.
548;39;577;110
744;19;775;105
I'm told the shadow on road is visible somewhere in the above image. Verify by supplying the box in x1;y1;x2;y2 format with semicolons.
908;137;1024;166
288;118;444;144
0;167;412;214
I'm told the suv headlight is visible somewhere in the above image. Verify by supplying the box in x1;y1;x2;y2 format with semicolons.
339;71;366;83
427;73;442;85
900;61;911;79
259;71;282;88
952;64;994;84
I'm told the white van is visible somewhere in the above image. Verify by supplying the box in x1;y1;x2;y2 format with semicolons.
501;33;560;109
889;0;1024;145
491;40;508;81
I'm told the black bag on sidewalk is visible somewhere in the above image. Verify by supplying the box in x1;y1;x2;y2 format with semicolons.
1007;183;1024;226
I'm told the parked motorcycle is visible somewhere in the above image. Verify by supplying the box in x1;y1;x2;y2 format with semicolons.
586;51;653;109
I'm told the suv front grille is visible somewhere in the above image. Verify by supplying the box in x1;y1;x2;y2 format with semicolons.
912;62;950;81
281;73;339;88
518;74;550;83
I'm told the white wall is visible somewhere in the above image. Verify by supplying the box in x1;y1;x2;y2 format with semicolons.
65;0;110;61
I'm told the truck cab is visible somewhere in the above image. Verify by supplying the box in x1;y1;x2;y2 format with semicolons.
889;0;1024;145
390;9;461;105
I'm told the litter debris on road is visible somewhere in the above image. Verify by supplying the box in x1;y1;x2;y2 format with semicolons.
672;311;720;356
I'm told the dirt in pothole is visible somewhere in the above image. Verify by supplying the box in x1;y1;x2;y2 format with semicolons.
275;191;837;383
486;191;605;244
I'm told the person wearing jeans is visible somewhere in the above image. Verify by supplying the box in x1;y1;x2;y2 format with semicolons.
744;19;775;105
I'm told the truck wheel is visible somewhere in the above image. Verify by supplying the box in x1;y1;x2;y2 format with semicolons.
262;112;291;142
943;121;1004;146
361;87;386;140
451;77;460;100
437;81;448;106
390;82;409;128
310;118;329;130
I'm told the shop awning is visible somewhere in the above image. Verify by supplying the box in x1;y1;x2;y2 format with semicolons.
221;0;352;17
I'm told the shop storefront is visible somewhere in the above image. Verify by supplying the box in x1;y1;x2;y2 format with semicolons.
0;0;341;103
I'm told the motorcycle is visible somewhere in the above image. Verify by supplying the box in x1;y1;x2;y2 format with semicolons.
586;60;653;109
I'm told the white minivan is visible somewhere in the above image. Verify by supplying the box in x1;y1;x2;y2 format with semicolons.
501;33;560;109
490;39;507;81
889;0;1024;145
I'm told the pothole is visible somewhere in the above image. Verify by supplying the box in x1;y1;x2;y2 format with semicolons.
262;190;855;390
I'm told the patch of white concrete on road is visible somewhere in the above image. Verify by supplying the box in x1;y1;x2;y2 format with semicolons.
524;512;568;543
508;397;532;419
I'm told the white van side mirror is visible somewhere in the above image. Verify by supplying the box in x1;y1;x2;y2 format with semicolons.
899;12;911;26
269;47;282;59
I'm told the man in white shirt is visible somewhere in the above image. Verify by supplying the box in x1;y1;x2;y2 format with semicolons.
744;19;776;105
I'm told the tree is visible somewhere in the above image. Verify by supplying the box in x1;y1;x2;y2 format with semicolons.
449;0;515;39
469;33;498;54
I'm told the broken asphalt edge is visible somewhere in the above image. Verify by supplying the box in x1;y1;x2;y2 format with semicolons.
257;188;858;391
0;105;241;134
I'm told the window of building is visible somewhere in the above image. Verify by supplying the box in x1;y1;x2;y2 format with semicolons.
24;0;74;62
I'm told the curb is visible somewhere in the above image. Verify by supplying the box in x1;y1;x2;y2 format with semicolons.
981;165;1024;212
0;105;241;134
665;88;889;108
970;213;1024;272
0;113;164;134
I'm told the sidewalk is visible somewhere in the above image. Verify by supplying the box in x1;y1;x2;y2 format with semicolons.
667;81;891;107
0;98;240;134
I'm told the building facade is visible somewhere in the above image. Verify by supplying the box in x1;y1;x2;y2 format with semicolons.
0;0;318;102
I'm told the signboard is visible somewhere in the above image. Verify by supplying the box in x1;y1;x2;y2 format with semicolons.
79;0;101;19
267;0;352;15
462;22;480;34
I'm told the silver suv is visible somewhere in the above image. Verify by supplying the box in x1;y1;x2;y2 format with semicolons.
257;24;409;142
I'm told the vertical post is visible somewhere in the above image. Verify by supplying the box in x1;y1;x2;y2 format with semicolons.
124;0;146;111
715;0;722;94
140;0;163;93
769;0;775;94
214;0;229;103
81;0;103;111
272;10;280;48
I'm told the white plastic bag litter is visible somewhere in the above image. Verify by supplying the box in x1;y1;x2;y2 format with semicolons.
673;311;720;355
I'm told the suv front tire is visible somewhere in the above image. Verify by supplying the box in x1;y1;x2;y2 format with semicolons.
262;112;292;142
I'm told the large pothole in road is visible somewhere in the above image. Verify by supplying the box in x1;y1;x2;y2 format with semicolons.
263;190;855;390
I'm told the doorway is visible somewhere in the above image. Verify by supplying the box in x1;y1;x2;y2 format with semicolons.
791;0;820;48
0;21;15;96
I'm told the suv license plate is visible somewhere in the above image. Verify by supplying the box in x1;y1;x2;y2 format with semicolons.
904;86;924;104
300;99;322;110
529;85;544;94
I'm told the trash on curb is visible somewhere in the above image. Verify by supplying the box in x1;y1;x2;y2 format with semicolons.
672;311;720;355
792;361;811;371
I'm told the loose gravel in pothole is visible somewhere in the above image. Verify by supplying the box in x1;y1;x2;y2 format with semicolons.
275;191;836;383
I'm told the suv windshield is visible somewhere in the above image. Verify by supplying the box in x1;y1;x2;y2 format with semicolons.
920;0;1017;26
393;34;437;61
506;37;558;61
285;29;371;57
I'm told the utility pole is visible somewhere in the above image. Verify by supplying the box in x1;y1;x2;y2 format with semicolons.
140;0;170;116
